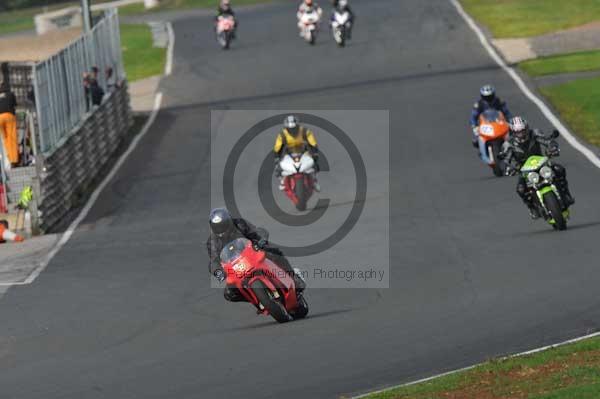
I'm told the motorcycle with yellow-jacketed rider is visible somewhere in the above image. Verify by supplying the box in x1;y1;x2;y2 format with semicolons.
274;115;320;211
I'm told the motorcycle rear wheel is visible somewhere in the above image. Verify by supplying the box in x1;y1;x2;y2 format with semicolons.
291;294;309;320
251;280;291;323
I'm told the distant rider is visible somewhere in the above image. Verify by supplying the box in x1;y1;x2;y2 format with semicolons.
273;115;320;192
207;208;306;302
331;0;354;39
297;0;323;34
501;116;574;219
470;84;512;147
215;0;237;36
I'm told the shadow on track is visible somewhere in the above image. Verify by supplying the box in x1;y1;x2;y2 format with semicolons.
513;220;600;237
161;63;502;111
222;308;354;332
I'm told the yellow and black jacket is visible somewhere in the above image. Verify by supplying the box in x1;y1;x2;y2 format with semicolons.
273;126;318;156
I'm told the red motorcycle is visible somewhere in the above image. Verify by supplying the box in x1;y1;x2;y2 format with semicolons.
216;15;235;50
279;152;316;211
220;238;309;323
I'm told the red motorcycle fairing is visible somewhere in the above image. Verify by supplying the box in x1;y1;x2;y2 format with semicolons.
222;239;299;315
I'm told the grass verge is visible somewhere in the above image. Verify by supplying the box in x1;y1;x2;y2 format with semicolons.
0;0;117;35
519;50;600;77
120;23;165;82
361;335;600;399
460;0;600;38
119;0;275;16
0;0;275;35
0;5;54;35
540;77;600;147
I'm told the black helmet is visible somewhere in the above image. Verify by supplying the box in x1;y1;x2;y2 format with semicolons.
509;116;530;144
480;84;496;104
209;208;233;237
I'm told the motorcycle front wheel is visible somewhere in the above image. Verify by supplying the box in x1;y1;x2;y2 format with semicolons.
251;280;291;323
543;191;567;231
490;140;505;177
294;179;308;211
335;28;345;47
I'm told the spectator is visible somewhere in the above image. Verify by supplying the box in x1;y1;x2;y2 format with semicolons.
83;69;104;110
0;83;18;166
89;67;105;106
0;219;24;243
105;66;119;92
83;72;92;111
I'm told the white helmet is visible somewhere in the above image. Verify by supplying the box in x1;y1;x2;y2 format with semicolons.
509;116;530;143
339;0;348;7
480;84;496;102
284;115;299;129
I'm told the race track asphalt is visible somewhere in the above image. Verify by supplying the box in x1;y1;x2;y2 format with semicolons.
1;1;600;398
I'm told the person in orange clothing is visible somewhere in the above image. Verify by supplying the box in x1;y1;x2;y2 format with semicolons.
0;220;24;243
0;83;19;166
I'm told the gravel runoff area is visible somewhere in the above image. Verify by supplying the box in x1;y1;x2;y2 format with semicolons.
493;21;600;64
0;28;83;62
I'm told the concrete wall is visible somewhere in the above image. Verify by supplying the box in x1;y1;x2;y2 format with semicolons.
34;7;83;35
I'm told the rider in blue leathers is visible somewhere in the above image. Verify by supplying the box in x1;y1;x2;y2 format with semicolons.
470;84;512;148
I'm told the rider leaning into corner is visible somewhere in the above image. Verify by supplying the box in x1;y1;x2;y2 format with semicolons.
274;115;321;192
501;116;575;219
215;0;237;35
207;208;306;302
470;84;512;147
331;0;355;39
297;0;323;33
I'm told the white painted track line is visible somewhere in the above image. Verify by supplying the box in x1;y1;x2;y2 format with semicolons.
350;1;600;396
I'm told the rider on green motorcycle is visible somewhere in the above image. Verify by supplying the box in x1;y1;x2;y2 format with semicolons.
501;116;575;219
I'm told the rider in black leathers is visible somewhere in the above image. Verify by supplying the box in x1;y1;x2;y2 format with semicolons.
331;0;355;39
215;0;237;36
501;116;575;219
207;208;305;302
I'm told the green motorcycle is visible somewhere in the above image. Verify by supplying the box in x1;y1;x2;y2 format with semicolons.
520;155;570;230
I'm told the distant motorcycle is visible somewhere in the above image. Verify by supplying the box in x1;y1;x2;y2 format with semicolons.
216;15;235;49
299;9;321;45
220;238;309;323
279;151;316;211
331;10;351;46
518;155;571;231
476;109;510;176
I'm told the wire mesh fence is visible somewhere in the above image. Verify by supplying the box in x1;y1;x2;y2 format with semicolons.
33;8;124;154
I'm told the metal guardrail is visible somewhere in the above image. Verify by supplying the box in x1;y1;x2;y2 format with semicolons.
32;8;124;155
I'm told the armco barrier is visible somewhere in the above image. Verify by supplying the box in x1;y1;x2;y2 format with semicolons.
36;83;132;231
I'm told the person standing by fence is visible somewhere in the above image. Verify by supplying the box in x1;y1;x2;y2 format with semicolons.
0;83;18;166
